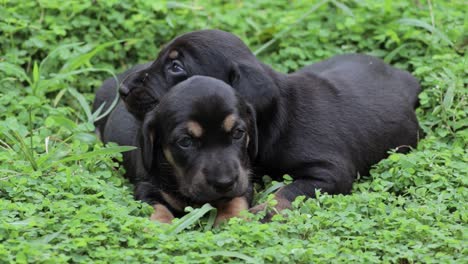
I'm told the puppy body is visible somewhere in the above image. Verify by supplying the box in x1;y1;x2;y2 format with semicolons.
251;54;420;203
94;30;421;218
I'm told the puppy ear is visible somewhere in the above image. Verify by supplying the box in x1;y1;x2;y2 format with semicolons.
141;109;159;171
228;61;278;115
245;102;258;160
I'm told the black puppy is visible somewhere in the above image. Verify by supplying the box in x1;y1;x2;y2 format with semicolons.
94;29;421;219
101;75;257;224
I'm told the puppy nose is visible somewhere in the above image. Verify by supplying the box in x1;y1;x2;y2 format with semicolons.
119;84;130;98
211;176;237;192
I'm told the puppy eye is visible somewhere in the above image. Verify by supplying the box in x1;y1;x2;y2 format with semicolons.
177;136;193;148
169;61;185;74
232;128;245;140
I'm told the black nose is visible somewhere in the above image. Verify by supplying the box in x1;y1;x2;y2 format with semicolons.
119;84;130;98
210;176;237;192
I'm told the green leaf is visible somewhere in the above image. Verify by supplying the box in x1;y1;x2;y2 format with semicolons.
0;62;31;85
45;115;78;131
397;18;453;46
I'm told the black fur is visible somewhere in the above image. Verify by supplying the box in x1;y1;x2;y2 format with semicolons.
98;76;256;216
93;29;421;213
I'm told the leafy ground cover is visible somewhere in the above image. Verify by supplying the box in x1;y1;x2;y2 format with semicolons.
0;0;466;263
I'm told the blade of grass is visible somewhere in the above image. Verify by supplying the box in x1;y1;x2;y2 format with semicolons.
42;224;67;244
53;89;68;107
167;2;203;10
0;62;31;85
384;43;409;63
2;130;38;171
397;18;453;46
91;102;106;121
256;182;285;203
204;207;218;231
254;0;329;56
32;61;40;95
67;88;93;123
0;139;13;151
39;42;84;74
45;145;136;169
169;203;215;235
330;0;354;17
441;68;456;110
93;73;120;123
203;251;260;264
50;67;120;123
60;39;133;73
28;107;34;160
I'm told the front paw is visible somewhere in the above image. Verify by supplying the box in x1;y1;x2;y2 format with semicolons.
150;204;174;224
214;196;249;226
249;196;292;222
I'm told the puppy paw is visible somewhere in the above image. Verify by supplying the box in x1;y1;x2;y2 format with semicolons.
214;196;249;226
150;204;174;224
249;196;292;223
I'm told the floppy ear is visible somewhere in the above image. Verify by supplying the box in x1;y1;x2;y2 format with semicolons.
244;102;258;160
228;61;278;115
141;109;159;172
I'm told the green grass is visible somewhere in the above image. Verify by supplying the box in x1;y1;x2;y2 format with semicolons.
0;0;467;263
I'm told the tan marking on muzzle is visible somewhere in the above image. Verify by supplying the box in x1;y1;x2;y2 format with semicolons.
214;196;249;226
187;120;203;138
168;50;179;59
222;114;236;132
150;204;174;224
163;148;183;177
161;191;186;212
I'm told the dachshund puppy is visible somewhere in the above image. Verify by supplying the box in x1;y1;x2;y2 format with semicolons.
101;75;257;224
94;29;421;220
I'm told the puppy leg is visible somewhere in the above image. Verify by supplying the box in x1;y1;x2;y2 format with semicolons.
150;204;174;224
251;165;353;222
215;196;249;226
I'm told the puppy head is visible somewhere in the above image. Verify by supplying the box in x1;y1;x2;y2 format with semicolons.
120;29;277;119
142;76;257;203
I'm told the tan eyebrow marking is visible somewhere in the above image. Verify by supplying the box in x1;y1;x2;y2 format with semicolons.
222;114;237;132
163;148;183;178
168;50;179;59
187;121;203;138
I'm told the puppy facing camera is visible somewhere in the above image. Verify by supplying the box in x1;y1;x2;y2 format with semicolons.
101;76;257;225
